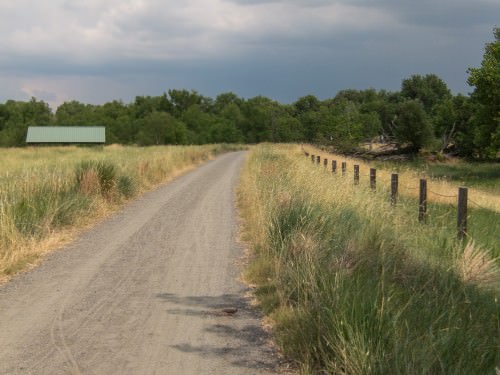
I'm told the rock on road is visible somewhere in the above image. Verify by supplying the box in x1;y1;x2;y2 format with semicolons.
0;151;278;375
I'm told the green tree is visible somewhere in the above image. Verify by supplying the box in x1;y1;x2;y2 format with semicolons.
401;74;451;114
96;101;135;144
467;27;500;158
215;103;245;143
137;111;185;145
292;95;321;141
432;95;474;155
132;95;172;119
0;98;52;146
328;100;365;151
394;100;433;151
293;95;321;115
240;96;276;142
55;101;97;125
168;89;204;117
214;92;243;114
182;104;217;144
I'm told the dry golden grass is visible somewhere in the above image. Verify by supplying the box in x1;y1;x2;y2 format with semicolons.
238;143;499;374
237;152;267;250
457;241;500;290
303;144;500;212
0;144;233;282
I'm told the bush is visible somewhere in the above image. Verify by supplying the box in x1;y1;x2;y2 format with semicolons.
76;160;117;197
117;175;136;198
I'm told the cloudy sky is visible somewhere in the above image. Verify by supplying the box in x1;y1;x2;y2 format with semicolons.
0;0;498;108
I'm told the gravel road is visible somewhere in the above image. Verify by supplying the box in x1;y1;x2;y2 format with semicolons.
0;151;278;375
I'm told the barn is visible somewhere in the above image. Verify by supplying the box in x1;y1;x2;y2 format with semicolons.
26;126;106;145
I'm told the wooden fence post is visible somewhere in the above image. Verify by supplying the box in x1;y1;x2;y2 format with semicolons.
311;155;315;164
332;160;337;174
324;158;328;169
391;173;398;205
354;165;359;185
316;155;320;165
457;187;468;240
342;162;347;176
419;179;427;223
370;168;376;191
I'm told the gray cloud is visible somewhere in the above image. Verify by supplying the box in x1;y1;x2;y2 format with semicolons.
0;0;496;108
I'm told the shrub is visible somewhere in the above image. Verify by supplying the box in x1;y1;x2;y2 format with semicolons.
117;175;136;198
76;160;117;197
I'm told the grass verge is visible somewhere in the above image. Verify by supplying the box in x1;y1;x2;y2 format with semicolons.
238;144;499;374
0;144;244;281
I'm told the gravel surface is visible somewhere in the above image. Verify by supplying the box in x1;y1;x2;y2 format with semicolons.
0;151;279;375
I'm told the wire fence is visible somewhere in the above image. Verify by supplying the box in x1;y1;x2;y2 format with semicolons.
305;151;498;241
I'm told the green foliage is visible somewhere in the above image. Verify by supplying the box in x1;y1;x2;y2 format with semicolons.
426;161;500;191
467;27;500;158
401;74;452;114
394;100;434;150
75;160;117;197
12;188;90;237
55;100;97;126
0;98;52;146
117;175;136;198
241;146;500;374
137;111;186;146
1;33;498;158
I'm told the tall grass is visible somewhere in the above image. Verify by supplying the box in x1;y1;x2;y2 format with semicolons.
238;144;499;374
373;158;500;192
0;144;243;280
308;145;500;213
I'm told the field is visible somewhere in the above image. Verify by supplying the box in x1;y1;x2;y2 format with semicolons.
0;144;241;281
238;144;499;374
372;157;500;193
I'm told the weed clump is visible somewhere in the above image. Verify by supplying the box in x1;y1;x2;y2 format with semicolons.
75;160;117;198
117;175;136;198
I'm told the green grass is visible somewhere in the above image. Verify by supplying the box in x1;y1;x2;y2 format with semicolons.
426;162;500;191
373;158;500;192
239;144;500;374
0;144;245;279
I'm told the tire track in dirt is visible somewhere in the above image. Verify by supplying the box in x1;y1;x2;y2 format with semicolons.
0;151;278;375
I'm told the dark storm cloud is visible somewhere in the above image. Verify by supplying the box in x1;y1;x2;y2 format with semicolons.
0;0;496;107
352;0;500;28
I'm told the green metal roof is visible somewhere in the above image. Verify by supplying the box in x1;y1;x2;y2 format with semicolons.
26;126;105;143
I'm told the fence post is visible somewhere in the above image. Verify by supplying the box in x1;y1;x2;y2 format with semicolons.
457;187;468;240
370;168;376;191
316;155;320;165
391;173;398;205
354;165;359;185
342;162;346;176
332;160;337;174
324;158;328;169
419;179;427;223
311;154;315;164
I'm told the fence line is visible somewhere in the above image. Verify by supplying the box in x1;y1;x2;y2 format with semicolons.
428;190;458;198
302;151;497;241
469;198;500;214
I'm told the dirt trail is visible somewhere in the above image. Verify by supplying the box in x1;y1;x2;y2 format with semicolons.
0;151;278;375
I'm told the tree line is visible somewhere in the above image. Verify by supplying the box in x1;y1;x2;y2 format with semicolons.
1;28;498;159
